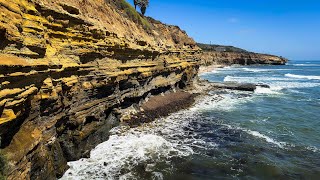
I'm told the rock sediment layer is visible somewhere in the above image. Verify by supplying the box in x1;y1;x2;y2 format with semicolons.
197;43;288;65
0;0;200;179
199;51;288;66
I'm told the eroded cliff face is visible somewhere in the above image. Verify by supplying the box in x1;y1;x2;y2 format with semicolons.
0;0;200;179
199;51;288;66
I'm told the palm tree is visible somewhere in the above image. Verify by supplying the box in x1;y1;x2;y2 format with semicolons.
134;0;140;10
140;5;146;15
138;0;149;15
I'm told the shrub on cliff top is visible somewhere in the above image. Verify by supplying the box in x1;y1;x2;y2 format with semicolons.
134;0;149;16
106;0;151;30
138;0;149;16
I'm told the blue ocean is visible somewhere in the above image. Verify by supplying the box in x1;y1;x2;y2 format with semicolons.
61;60;320;180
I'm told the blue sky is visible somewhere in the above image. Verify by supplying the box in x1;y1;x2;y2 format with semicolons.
127;0;320;60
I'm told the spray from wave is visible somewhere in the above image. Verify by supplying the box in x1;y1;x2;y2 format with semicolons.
61;134;190;180
60;94;230;180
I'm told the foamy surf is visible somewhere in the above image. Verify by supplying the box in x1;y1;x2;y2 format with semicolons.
306;146;320;153
223;75;320;90
190;90;253;112
285;73;320;80
255;87;282;95
60;95;229;180
293;64;320;67
62;61;320;179
222;124;286;148
242;68;270;72
244;130;286;148
61;134;186;180
223;76;290;83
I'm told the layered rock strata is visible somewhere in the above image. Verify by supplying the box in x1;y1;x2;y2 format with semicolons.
0;0;200;179
199;51;288;65
197;43;288;65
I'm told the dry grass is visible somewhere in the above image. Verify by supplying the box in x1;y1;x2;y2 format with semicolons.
0;151;6;180
106;0;151;31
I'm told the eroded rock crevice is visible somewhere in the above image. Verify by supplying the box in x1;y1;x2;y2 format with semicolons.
0;0;287;179
0;1;201;179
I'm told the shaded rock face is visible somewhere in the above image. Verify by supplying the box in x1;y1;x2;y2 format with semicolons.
199;51;288;65
0;0;200;179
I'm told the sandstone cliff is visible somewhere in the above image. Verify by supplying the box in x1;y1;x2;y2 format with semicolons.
0;0;200;179
197;43;288;65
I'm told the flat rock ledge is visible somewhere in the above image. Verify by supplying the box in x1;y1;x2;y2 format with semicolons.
119;80;270;127
209;82;270;91
120;91;198;127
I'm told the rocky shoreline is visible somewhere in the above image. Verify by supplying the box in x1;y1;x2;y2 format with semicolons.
126;91;198;127
0;0;287;179
120;74;273;127
197;43;288;66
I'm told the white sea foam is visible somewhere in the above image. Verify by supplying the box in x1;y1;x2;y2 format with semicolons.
60;109;199;180
61;95;230;180
224;75;320;90
245;130;286;148
200;69;219;76
293;64;320;66
61;134;183;180
255;87;281;95
223;76;290;83
222;124;286;148
270;81;320;89
211;70;220;73
190;91;252;112
242;68;270;72
223;66;232;69
61;62;320;179
61;90;259;179
223;75;234;82
241;68;294;72
285;73;320;80
306;146;320;153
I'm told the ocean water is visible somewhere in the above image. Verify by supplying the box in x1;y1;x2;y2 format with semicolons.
61;60;320;180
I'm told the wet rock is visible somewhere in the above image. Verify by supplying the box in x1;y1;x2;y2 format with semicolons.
209;82;270;92
257;84;271;88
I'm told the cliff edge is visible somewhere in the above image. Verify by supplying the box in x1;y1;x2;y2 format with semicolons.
197;43;288;65
0;0;200;179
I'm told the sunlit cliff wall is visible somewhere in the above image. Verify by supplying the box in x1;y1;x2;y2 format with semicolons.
0;0;200;179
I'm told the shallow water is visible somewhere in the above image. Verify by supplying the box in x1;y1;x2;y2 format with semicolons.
61;60;320;180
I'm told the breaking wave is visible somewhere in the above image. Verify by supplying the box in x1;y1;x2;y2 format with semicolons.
222;124;286;148
285;73;320;80
293;64;320;67
223;75;320;90
254;87;281;94
244;130;286;148
242;68;269;72
61;134;189;180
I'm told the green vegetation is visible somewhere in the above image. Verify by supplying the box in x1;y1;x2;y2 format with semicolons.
134;0;139;9
135;0;149;16
140;5;146;16
197;43;248;53
107;0;151;30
